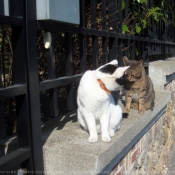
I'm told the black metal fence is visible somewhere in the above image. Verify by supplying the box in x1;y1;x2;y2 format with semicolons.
0;0;175;174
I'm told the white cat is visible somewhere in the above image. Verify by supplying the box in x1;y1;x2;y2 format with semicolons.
77;60;129;142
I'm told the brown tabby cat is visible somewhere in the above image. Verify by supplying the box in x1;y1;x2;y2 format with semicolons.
123;56;155;114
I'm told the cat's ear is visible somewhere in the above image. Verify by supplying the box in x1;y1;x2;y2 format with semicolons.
137;59;143;66
115;66;130;78
108;59;118;66
123;56;130;66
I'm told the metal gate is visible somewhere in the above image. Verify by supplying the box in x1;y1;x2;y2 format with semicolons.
0;0;175;174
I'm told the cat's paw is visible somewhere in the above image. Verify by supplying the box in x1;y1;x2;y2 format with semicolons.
88;135;98;143
109;129;115;137
124;107;130;113
138;109;145;114
102;135;111;142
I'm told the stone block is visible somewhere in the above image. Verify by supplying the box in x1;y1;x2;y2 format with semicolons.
42;90;171;174
0;90;171;175
149;60;175;90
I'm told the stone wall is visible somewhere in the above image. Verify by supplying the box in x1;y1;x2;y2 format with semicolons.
109;61;175;175
109;100;175;175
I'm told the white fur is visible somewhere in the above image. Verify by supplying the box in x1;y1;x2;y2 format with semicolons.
77;60;129;142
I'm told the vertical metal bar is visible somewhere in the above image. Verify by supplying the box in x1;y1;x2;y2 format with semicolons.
80;0;85;28
16;94;30;147
0;67;6;138
79;34;86;73
65;33;74;110
79;0;86;73
91;0;97;29
0;26;6;138
101;0;108;64
145;0;150;67
0;99;5;138
1;27;5;87
65;33;73;76
173;0;175;56
124;1;129;58
130;42;135;60
23;0;44;173
46;31;58;118
91;0;98;69
118;0;123;65
12;27;26;83
108;0;118;63
162;0;166;60
118;0;122;33
124;42;129;58
136;40;140;60
9;0;23;17
12;26;30;148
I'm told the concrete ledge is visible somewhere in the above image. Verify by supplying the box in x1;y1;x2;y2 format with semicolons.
0;90;171;174
42;90;171;175
149;60;175;90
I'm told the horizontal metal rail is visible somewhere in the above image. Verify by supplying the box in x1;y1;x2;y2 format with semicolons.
0;84;26;99
37;22;175;46
0;149;30;171
0;15;23;26
40;74;83;90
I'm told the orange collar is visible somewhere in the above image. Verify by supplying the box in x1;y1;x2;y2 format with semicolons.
97;79;110;95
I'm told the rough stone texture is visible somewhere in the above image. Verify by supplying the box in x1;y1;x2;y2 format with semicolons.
165;138;175;175
110;99;175;175
149;60;175;90
42;90;171;175
1;59;175;174
110;61;175;175
0;90;171;175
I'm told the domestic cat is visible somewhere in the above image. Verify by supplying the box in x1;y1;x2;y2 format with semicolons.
77;60;129;143
123;56;155;114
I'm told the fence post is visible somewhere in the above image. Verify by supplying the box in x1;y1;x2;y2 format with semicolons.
23;0;44;173
108;0;118;63
46;31;58;118
9;0;23;17
79;0;86;73
0;69;6;138
91;0;98;69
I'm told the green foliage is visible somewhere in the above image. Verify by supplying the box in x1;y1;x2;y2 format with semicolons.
137;0;148;3
122;24;130;33
121;0;175;35
136;23;141;33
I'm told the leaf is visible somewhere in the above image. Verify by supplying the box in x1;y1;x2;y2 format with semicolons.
153;7;162;11
122;24;130;32
136;23;141;33
139;0;148;4
122;0;125;10
142;19;147;28
135;47;139;55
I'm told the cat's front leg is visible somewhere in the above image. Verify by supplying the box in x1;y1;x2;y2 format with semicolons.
84;112;98;142
138;97;146;114
124;94;132;113
100;112;111;142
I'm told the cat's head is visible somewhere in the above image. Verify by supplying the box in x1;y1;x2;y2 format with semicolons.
96;60;129;91
123;56;143;82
